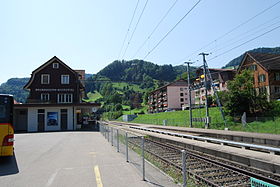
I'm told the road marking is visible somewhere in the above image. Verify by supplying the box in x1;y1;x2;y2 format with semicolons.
46;169;59;187
94;165;103;187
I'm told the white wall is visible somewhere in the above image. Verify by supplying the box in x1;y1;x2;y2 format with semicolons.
27;106;74;132
27;108;38;132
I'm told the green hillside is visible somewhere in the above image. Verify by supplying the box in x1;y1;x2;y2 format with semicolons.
0;78;29;103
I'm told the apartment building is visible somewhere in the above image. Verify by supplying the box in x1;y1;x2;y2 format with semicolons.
193;68;236;105
148;79;194;113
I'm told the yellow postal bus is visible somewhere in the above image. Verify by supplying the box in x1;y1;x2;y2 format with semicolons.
0;94;14;156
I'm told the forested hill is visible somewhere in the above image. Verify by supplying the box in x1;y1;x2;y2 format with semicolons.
0;78;29;103
223;47;280;69
97;59;195;83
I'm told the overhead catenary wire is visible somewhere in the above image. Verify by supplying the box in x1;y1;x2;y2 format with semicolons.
178;0;280;63
143;0;202;60
122;0;149;59
209;16;280;55
132;0;179;58
208;24;280;61
117;0;140;60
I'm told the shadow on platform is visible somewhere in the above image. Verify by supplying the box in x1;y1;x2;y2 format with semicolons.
0;154;19;176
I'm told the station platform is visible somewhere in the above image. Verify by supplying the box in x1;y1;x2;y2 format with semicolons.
0;131;177;187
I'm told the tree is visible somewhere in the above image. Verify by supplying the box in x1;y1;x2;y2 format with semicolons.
224;69;272;116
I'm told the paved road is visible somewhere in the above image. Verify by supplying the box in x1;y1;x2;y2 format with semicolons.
0;131;158;187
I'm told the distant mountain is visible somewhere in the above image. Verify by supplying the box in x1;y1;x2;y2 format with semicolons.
0;78;29;103
223;47;280;69
85;73;94;79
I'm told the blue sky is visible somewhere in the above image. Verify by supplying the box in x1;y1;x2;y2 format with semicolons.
0;0;280;84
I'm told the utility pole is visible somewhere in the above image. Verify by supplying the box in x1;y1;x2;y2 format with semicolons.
199;53;210;129
184;61;194;128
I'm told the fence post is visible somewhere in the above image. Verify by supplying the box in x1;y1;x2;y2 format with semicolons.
125;132;128;162
141;136;145;181
107;126;109;142
182;150;187;187
117;129;119;152
111;127;114;146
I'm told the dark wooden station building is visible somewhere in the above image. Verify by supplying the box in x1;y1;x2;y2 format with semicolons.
14;56;100;132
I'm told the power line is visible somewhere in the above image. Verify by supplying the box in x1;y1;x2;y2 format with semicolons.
143;0;202;60
178;0;280;62
132;0;179;58
117;0;140;60
208;24;280;61
122;0;149;59
210;16;280;54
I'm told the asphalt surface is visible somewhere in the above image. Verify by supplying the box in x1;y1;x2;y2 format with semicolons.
0;131;174;187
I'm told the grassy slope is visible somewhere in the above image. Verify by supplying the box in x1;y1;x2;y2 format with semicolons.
85;91;103;102
126;108;280;134
131;107;224;128
112;82;145;93
122;105;148;115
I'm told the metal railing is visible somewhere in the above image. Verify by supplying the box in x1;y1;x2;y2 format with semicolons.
99;122;146;181
130;126;280;154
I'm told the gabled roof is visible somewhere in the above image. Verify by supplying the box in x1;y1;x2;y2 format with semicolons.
24;56;81;89
238;52;280;73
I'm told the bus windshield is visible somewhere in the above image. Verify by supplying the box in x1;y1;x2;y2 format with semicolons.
0;96;12;123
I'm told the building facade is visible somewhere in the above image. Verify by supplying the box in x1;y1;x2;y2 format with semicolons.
148;79;194;113
14;56;100;132
238;52;280;101
193;68;236;105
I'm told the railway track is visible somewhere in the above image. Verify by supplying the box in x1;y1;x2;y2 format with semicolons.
128;137;280;187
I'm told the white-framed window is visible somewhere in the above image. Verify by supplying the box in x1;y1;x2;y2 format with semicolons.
41;74;50;84
53;63;59;69
61;75;70;84
41;93;50;101
258;74;266;83
249;64;257;71
57;94;73;103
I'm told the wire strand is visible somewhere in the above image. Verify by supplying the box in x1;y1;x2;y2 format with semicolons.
143;0;202;60
132;0;179;58
117;0;140;60
208;24;280;61
178;0;280;62
122;0;149;59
